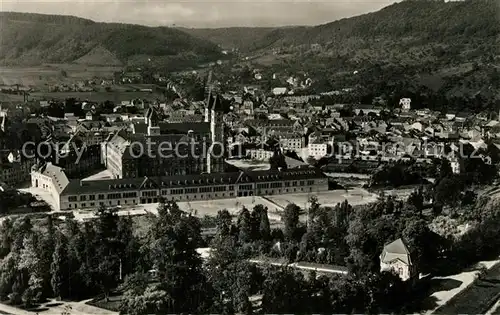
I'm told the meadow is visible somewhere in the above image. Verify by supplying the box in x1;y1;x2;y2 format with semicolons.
0;64;122;86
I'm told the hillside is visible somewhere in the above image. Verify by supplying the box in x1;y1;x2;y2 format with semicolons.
198;0;499;111
180;26;307;52
184;0;499;55
0;12;222;69
74;46;123;66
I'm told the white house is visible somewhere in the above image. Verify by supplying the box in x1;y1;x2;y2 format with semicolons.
308;143;329;159
31;163;69;211
272;87;288;96
380;238;415;282
400;98;411;111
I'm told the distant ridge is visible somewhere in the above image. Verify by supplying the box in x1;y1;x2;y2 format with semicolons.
182;0;499;53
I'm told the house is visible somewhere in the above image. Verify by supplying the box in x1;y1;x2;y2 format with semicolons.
308;142;329;159
399;98;411;111
247;149;275;161
380;238;416;282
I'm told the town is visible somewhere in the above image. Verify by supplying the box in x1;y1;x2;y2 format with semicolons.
0;1;499;314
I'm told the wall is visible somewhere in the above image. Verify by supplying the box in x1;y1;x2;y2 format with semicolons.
380;259;410;281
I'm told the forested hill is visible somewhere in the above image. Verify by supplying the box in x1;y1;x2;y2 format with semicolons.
0;12;223;69
183;0;499;53
187;0;498;112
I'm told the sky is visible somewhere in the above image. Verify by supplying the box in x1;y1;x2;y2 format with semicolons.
0;0;399;28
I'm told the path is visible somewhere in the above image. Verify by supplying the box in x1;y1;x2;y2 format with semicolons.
0;299;118;315
431;259;500;314
260;196;285;211
486;297;500;315
0;302;33;315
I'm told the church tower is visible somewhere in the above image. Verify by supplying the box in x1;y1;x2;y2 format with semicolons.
145;106;160;136
207;95;224;173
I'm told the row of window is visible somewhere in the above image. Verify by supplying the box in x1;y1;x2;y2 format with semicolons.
68;192;238;209
67;180;318;202
142;191;157;197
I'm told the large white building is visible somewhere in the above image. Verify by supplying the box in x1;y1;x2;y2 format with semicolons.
31;164;329;211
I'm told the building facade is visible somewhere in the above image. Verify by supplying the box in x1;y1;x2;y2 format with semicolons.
308;143;329;159
0;158;36;187
31;166;329;211
247;149;275;161
102;101;224;179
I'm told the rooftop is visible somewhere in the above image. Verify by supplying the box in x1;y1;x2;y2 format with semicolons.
380;238;412;266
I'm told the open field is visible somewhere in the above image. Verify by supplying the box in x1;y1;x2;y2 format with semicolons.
226;157;309;171
176;196;284;221
324;172;371;180
266;188;378;209
0;93;24;102
29;91;159;102
0;65;122;87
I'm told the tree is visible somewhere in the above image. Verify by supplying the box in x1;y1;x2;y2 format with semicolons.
116;215;140;276
18;234;43;307
282;204;302;242
237;207;253;244
51;231;69;299
438;159;453;180
94;206;121;301
261;268;307;313
38;216;56;298
402;219;438;274
145;201;212;313
0;251;19;301
215;209;233;238
407;189;424;215
0;219;14;259
434;176;463;207
64;218;87;298
253;205;271;242
269;151;288;170
307;195;321;226
345;205;401;274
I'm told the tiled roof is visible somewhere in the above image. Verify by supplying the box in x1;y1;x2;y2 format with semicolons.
380;238;412;266
39;163;69;194
63;171;248;195
62;168;326;195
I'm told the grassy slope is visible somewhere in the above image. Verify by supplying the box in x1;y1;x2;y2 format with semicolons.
0;12;222;68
